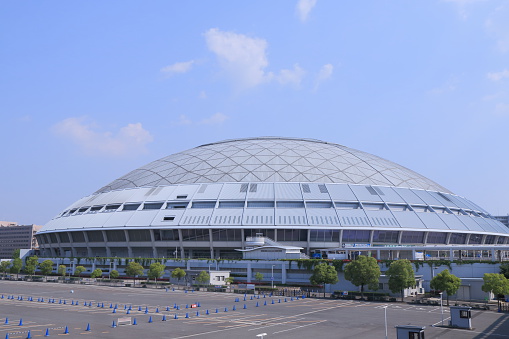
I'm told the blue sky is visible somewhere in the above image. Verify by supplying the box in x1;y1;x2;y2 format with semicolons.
1;0;509;225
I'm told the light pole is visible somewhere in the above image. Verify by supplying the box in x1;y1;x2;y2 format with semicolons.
271;265;275;289
439;292;444;326
109;261;113;279
383;306;388;339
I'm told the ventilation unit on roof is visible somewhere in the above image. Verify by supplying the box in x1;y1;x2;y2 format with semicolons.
240;183;249;192
249;183;258;192
366;186;378;195
302;184;311;193
198;184;208;193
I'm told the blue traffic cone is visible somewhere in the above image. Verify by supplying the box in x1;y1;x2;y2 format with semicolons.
197;302;201;307
126;309;130;314
278;299;281;303
156;307;159;313
174;314;178;319
235;298;239;302
166;306;170;311
71;301;74;305
243;304;247;309
133;318;137;325
138;306;142;311
114;304;117;309
186;304;189;309
112;308;116;313
148;316;153;323
196;311;199;317
284;298;287;302
206;309;209;315
112;321;116;328
263;294;266;298
26;330;31;338
185;290;187;294
257;295;260;299
4;318;8;324
123;305;126;310
271;299;274;304
5;333;8;339
97;303;100;307
101;303;105;308
75;300;79;305
63;326;69;334
172;288;175;291
162;315;167;321
224;307;228;312
215;308;218;313
264;300;267;306
1;294;3;299
19;318;23;326
243;297;246;301
232;305;236;311
110;303;113;308
63;300;67;304
291;297;294;301
44;328;49;337
86;323;90;331
256;302;259;307
177;306;180;310
185;313;189;318
128;305;132;310
84;302;87;306
250;296;253;300
144;309;148;314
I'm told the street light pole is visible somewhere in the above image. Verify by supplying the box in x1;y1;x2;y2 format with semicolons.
271;265;275;289
383;306;388;339
439;292;444;326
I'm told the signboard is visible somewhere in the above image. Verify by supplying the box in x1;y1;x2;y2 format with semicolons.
342;291;348;296
191;304;198;308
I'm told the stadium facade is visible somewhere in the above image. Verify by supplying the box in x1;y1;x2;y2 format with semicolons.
36;137;509;259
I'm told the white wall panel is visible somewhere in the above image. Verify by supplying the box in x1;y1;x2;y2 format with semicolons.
327;184;357;201
178;210;213;226
455;215;485;232
83;213;114;228
275;209;307;225
144;185;177;201
306;209;340;226
435;213;468;231
376;186;406;204
218;183;247;200
275;183;303;200
246;183;274;200
193;184;223;200
335;209;371;226
364;210;400;228
412;190;442;206
393;188;426;205
301;183;331;200
392;211;427;229
210;209;244;225
124;187;154;202
102;211;136;227
167;185;199;200
350;185;383;202
417;213;449;230
126;210;160;227
243;209;275;226
150;209;186;226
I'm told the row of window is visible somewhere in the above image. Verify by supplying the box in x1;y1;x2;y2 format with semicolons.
37;230;509;245
59;201;488;219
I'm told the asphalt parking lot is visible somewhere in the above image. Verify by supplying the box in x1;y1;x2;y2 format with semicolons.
0;281;508;338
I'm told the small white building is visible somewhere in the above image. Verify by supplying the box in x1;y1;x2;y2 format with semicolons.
236;234;307;260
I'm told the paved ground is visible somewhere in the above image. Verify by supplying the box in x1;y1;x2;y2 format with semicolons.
0;281;508;338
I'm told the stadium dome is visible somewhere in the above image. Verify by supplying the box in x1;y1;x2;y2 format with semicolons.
37;137;509;259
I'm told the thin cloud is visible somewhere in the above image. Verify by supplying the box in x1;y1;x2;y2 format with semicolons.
200;113;229;125
443;0;486;20
314;63;333;90
296;0;318;22
160;60;195;76
205;28;271;89
277;64;305;86
177;114;192;125
487;69;509;81
495;103;509;116
53;117;153;157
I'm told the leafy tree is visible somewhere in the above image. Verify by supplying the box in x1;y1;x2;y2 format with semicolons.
58;265;67;277
254;272;264;283
39;260;54;279
171;267;186;285
0;261;10;278
500;262;509;279
482;273;509;310
74;266;86;277
225;276;234;285
24;256;39;277
148;262;165;284
10;258;23;279
196;271;210;286
385;259;415;302
430;269;461;306
110;270;119;279
91;268;103;278
12;249;20;259
344;255;381;299
125;262;144;286
310;263;339;297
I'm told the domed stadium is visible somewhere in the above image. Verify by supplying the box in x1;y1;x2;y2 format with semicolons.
36;137;509;259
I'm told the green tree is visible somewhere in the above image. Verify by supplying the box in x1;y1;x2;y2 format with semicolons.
225;276;234;285
58;265;67;277
196;271;210;286
74;266;86;277
10;258;23;279
125;262;144;286
482;273;509;310
171;267;186;286
254;272;264;283
430;269;461;306
500;262;509;279
39;260;54;279
344;255;381;299
385;259;415;302
0;261;10;278
310;263;339;297
24;256;39;277
12;249;20;259
110;270;119;279
91;268;103;278
148;262;165;284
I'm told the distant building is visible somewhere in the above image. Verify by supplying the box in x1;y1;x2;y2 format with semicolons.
0;222;42;259
494;215;509;228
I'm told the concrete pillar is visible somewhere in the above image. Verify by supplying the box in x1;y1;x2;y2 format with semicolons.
282;262;287;284
491;249;496;261
102;231;111;257
247;262;252;283
449;249;454;260
83;231;93;257
124;230;133;257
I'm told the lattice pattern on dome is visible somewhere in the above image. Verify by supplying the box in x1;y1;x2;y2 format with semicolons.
95;137;451;194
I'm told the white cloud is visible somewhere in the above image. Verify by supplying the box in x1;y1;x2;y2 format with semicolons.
177;114;192;125
296;0;317;22
200;113;229;125
160;60;195;76
199;91;207;99
429;77;458;94
484;5;509;52
487;69;509;81
277;64;305;86
205;28;271;89
314;63;333;90
53;117;153;157
443;0;486;19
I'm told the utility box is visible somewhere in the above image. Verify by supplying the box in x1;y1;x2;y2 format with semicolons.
395;325;425;339
450;306;472;329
